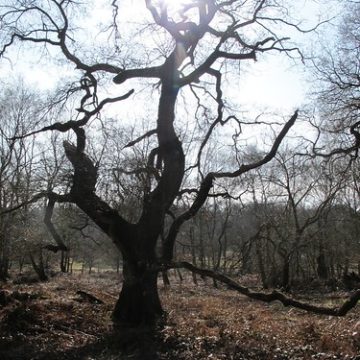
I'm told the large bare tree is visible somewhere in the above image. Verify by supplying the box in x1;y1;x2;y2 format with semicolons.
2;0;358;326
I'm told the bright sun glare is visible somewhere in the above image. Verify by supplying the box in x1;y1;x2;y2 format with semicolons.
160;0;193;11
162;0;188;4
158;0;198;21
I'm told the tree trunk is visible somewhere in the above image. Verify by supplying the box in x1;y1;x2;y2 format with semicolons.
282;258;291;291
19;256;25;274
161;270;170;287
29;252;48;281
176;268;183;282
66;255;71;273
317;253;328;279
255;238;268;289
115;256;121;274
0;237;10;281
60;250;68;273
0;258;10;281
112;260;164;326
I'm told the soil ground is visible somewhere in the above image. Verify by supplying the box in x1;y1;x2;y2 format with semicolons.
0;272;359;360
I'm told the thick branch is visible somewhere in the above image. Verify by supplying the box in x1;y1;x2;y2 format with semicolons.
113;67;161;84
145;0;216;45
179;48;255;86
162;174;214;261
63;140;130;241
170;261;360;316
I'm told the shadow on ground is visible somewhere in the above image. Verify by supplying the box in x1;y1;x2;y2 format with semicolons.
1;326;168;360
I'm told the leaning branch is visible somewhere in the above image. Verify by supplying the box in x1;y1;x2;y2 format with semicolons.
44;195;71;252
163;112;298;261
63;138;130;238
123;129;157;149
213;110;298;178
162;174;214;261
9;90;134;142
169;261;360;316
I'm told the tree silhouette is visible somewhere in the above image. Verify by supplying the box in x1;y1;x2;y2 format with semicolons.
2;1;357;326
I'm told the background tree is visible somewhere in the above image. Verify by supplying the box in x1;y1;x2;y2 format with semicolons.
0;84;39;280
311;0;360;157
250;148;345;289
306;0;360;284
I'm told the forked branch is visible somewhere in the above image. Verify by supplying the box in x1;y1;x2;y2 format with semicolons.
9;90;134;141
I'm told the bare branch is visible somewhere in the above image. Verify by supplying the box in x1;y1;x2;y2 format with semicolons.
162;173;214;261
257;16;333;34
213;110;299;178
10;90;134;141
0;192;47;216
113;67;162;84
44;195;71;252
63;138;131;238
169;261;360;317
123;129;157;149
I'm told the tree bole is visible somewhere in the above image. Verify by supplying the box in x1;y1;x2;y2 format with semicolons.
112;260;164;326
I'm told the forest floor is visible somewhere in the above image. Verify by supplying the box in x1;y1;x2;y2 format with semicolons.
0;272;359;360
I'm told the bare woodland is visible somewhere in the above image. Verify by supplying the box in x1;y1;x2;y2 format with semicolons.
0;0;359;359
